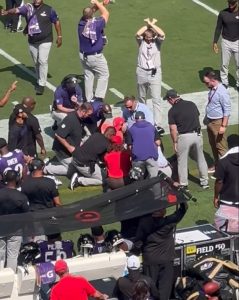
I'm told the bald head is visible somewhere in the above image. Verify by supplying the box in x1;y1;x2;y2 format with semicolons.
22;97;36;111
82;7;94;20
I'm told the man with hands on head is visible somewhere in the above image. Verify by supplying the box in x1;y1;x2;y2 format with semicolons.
78;0;109;102
136;17;165;128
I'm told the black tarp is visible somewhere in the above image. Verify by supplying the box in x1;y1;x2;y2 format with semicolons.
0;175;189;236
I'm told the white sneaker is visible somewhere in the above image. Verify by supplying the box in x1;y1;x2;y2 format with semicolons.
70;172;79;190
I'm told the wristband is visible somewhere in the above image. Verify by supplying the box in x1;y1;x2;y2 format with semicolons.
57;36;62;38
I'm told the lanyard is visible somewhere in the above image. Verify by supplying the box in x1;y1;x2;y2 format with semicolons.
208;87;217;103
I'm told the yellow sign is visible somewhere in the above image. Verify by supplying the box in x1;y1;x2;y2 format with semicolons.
186;245;197;255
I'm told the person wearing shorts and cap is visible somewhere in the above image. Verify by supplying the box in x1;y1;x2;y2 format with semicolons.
50;259;108;300
213;0;239;90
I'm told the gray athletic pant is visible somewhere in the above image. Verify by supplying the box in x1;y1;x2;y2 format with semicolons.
72;159;103;186
29;42;52;86
133;158;159;178
136;66;162;125
220;38;239;87
80;52;109;102
51;110;67;125
177;132;208;186
44;152;72;176
0;235;22;272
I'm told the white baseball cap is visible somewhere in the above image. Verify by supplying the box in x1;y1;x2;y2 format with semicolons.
127;255;140;270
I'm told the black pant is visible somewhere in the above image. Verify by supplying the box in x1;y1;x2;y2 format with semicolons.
143;261;174;300
5;0;22;29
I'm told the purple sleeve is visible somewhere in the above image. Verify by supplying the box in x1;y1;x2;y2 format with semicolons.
54;87;64;106
50;8;59;23
97;16;106;30
18;5;28;16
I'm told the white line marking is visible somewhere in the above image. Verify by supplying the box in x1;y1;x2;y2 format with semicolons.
11;101;19;106
192;0;219;16
109;88;124;99
0;48;56;92
161;81;173;90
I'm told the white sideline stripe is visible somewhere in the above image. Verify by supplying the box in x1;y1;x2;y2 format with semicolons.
109;88;124;99
161;81;173;90
192;0;219;16
0;48;56;92
11;101;19;106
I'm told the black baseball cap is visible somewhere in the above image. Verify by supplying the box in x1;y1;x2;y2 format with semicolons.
163;89;179;100
0;138;7;149
135;111;145;120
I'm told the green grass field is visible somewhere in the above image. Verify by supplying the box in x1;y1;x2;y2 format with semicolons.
0;0;238;245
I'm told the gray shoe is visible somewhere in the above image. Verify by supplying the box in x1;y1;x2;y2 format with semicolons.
201;184;209;190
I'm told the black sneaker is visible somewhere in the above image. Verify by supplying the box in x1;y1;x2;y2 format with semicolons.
179;185;190;192
155;125;165;135
35;85;45;95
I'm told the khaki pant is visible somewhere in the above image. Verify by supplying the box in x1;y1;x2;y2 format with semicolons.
207;119;228;163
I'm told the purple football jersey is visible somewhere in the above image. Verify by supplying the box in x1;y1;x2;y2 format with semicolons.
36;240;74;263
36;262;56;284
0;149;25;177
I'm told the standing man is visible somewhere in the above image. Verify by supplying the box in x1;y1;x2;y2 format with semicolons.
134;202;187;300
203;71;231;173
1;0;62;95
0;170;29;272
213;134;239;234
78;0;109;102
164;89;209;189
127;111;159;179
213;0;239;90
50;260;108;300
136;18;165;127
9;97;47;157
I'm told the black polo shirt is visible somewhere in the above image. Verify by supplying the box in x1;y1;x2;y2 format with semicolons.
0;188;29;215
72;132;109;163
168;99;200;134
215;148;239;205
52;112;84;158
21;176;59;211
9;105;42;156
